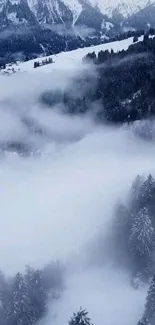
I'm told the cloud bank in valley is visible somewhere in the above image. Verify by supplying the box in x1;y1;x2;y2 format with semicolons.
0;61;154;325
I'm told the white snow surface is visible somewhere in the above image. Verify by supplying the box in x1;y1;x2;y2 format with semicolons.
1;36;143;75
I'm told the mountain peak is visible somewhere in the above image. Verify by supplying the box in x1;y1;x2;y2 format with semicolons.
92;0;155;17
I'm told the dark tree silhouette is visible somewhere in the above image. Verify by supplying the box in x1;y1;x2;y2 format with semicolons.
69;308;93;325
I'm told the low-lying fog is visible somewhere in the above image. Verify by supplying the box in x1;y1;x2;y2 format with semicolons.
0;64;154;325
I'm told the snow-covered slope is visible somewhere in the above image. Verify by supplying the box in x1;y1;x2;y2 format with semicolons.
1;36;143;75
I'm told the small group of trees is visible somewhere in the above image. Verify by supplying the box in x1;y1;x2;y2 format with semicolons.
0;261;64;325
83;52;97;63
112;174;155;283
0;267;47;325
34;57;53;68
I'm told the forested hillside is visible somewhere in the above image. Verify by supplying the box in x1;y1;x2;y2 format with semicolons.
41;34;155;125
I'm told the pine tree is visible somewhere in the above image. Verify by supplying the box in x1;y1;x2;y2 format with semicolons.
0;270;6;305
112;203;133;267
0;270;10;324
0;306;5;325
130;175;144;202
129;207;154;273
137;275;155;325
69;308;93;325
133;36;138;43
137;175;155;212
5;272;34;325
25;267;47;322
144;275;155;321
114;203;131;248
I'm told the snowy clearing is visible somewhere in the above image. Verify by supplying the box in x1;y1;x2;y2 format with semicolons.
1;36;143;75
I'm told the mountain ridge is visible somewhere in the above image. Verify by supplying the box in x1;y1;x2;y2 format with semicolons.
1;0;155;63
92;0;155;18
1;0;155;30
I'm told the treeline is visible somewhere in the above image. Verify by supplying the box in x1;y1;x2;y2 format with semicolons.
0;27;144;67
83;33;155;64
0;27;152;68
83;34;154;64
0;261;64;325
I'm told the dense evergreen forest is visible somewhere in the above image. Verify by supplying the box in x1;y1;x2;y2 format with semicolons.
0;262;64;325
41;33;155;125
83;34;155;124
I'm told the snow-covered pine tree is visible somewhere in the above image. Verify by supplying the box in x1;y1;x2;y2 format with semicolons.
114;203;131;240
129;208;154;274
42;261;64;293
0;270;6;306
113;203;132;259
69;308;93;325
5;272;34;325
145;175;155;201
129;207;154;257
0;270;12;309
137;175;155;212
143;275;155;321
130;175;144;201
25;268;47;322
0;270;8;325
129;207;154;274
25;266;35;286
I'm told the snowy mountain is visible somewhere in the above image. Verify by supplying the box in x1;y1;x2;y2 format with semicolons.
0;0;155;63
0;0;115;64
0;0;107;29
1;0;155;31
93;0;155;18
